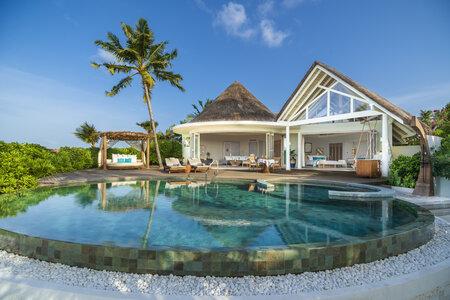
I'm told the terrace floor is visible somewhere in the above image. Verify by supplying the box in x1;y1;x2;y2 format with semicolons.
39;167;384;186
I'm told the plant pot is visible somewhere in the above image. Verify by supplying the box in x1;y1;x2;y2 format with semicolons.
290;162;296;168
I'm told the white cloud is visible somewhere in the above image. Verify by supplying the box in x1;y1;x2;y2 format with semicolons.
193;0;213;14
260;19;289;47
215;2;255;39
96;49;117;63
257;0;275;17
389;82;450;114
282;0;305;8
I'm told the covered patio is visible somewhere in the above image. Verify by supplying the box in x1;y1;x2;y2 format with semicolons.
173;61;432;194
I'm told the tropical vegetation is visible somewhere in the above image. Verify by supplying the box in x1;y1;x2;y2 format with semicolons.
389;102;450;187
91;18;184;169
0;140;181;195
74;122;99;148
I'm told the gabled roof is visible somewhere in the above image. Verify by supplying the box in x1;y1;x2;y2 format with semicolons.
277;61;413;124
191;81;275;122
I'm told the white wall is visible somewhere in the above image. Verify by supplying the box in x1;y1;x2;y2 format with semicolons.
200;134;266;161
303;133;369;161
392;145;420;158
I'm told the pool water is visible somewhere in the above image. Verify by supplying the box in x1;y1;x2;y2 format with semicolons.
0;180;420;250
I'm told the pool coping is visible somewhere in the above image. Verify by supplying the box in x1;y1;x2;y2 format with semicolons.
0;178;435;276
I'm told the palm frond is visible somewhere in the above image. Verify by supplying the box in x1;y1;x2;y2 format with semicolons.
154;70;184;92
91;62;101;69
102;63;135;75
120;22;134;39
106;76;134;97
106;32;123;50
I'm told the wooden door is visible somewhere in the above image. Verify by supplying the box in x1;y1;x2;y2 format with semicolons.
329;143;343;161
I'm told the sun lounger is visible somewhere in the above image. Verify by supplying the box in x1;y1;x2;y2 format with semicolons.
188;158;210;173
242;154;258;168
164;158;187;173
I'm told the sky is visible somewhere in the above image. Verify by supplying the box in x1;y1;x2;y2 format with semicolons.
0;0;449;147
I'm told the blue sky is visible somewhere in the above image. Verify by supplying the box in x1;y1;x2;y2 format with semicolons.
0;0;449;147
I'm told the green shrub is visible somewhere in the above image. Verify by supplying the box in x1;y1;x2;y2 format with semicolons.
0;139;182;195
148;140;182;165
0;142;97;194
388;153;421;188
52;147;95;172
432;137;450;179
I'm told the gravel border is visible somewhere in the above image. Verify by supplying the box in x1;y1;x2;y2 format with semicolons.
0;219;448;297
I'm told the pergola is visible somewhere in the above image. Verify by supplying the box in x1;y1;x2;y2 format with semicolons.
99;131;151;170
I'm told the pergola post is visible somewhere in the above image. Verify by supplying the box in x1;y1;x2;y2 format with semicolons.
102;134;107;170
146;136;150;169
140;141;145;170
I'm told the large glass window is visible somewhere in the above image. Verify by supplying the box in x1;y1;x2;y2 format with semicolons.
330;91;350;115
354;99;370;112
331;82;359;97
296;109;306;120
308;92;327;119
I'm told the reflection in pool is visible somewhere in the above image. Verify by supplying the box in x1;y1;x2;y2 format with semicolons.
0;180;421;250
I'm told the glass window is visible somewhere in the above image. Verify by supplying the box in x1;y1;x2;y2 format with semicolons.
296;109;306;120
308;92;328;119
354;99;370;112
330;91;350;115
331;82;359;97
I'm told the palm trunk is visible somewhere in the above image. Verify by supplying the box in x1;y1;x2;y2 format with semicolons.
143;83;163;170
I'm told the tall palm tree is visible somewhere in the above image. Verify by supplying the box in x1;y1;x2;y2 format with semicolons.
91;18;184;169
74;122;99;148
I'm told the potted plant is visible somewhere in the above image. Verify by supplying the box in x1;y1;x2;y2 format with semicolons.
204;152;213;165
290;150;297;168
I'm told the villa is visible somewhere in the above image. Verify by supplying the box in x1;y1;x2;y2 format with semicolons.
174;61;419;177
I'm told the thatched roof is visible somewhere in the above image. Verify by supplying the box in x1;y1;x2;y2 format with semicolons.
278;61;413;124
191;81;275;122
101;131;150;141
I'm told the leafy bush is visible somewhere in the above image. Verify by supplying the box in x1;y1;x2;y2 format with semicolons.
0;142;97;194
388;153;421;188
148;140;182;165
0;140;183;194
432;137;450;179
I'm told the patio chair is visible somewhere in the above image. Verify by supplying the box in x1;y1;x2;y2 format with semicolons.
242;154;258;168
271;157;282;170
164;158;187;173
188;158;210;173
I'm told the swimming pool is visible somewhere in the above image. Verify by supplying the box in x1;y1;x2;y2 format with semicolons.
0;179;434;276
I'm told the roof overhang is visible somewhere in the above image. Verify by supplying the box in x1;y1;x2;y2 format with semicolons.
173;121;285;135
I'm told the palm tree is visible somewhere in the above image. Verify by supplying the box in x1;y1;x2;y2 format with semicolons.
192;99;213;116
419;110;433;127
74;122;99;148
136;120;159;134
91;18;184;169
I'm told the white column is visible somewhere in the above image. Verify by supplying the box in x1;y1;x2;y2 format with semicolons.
285;126;291;170
182;134;190;163
297;132;303;169
380;114;391;177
